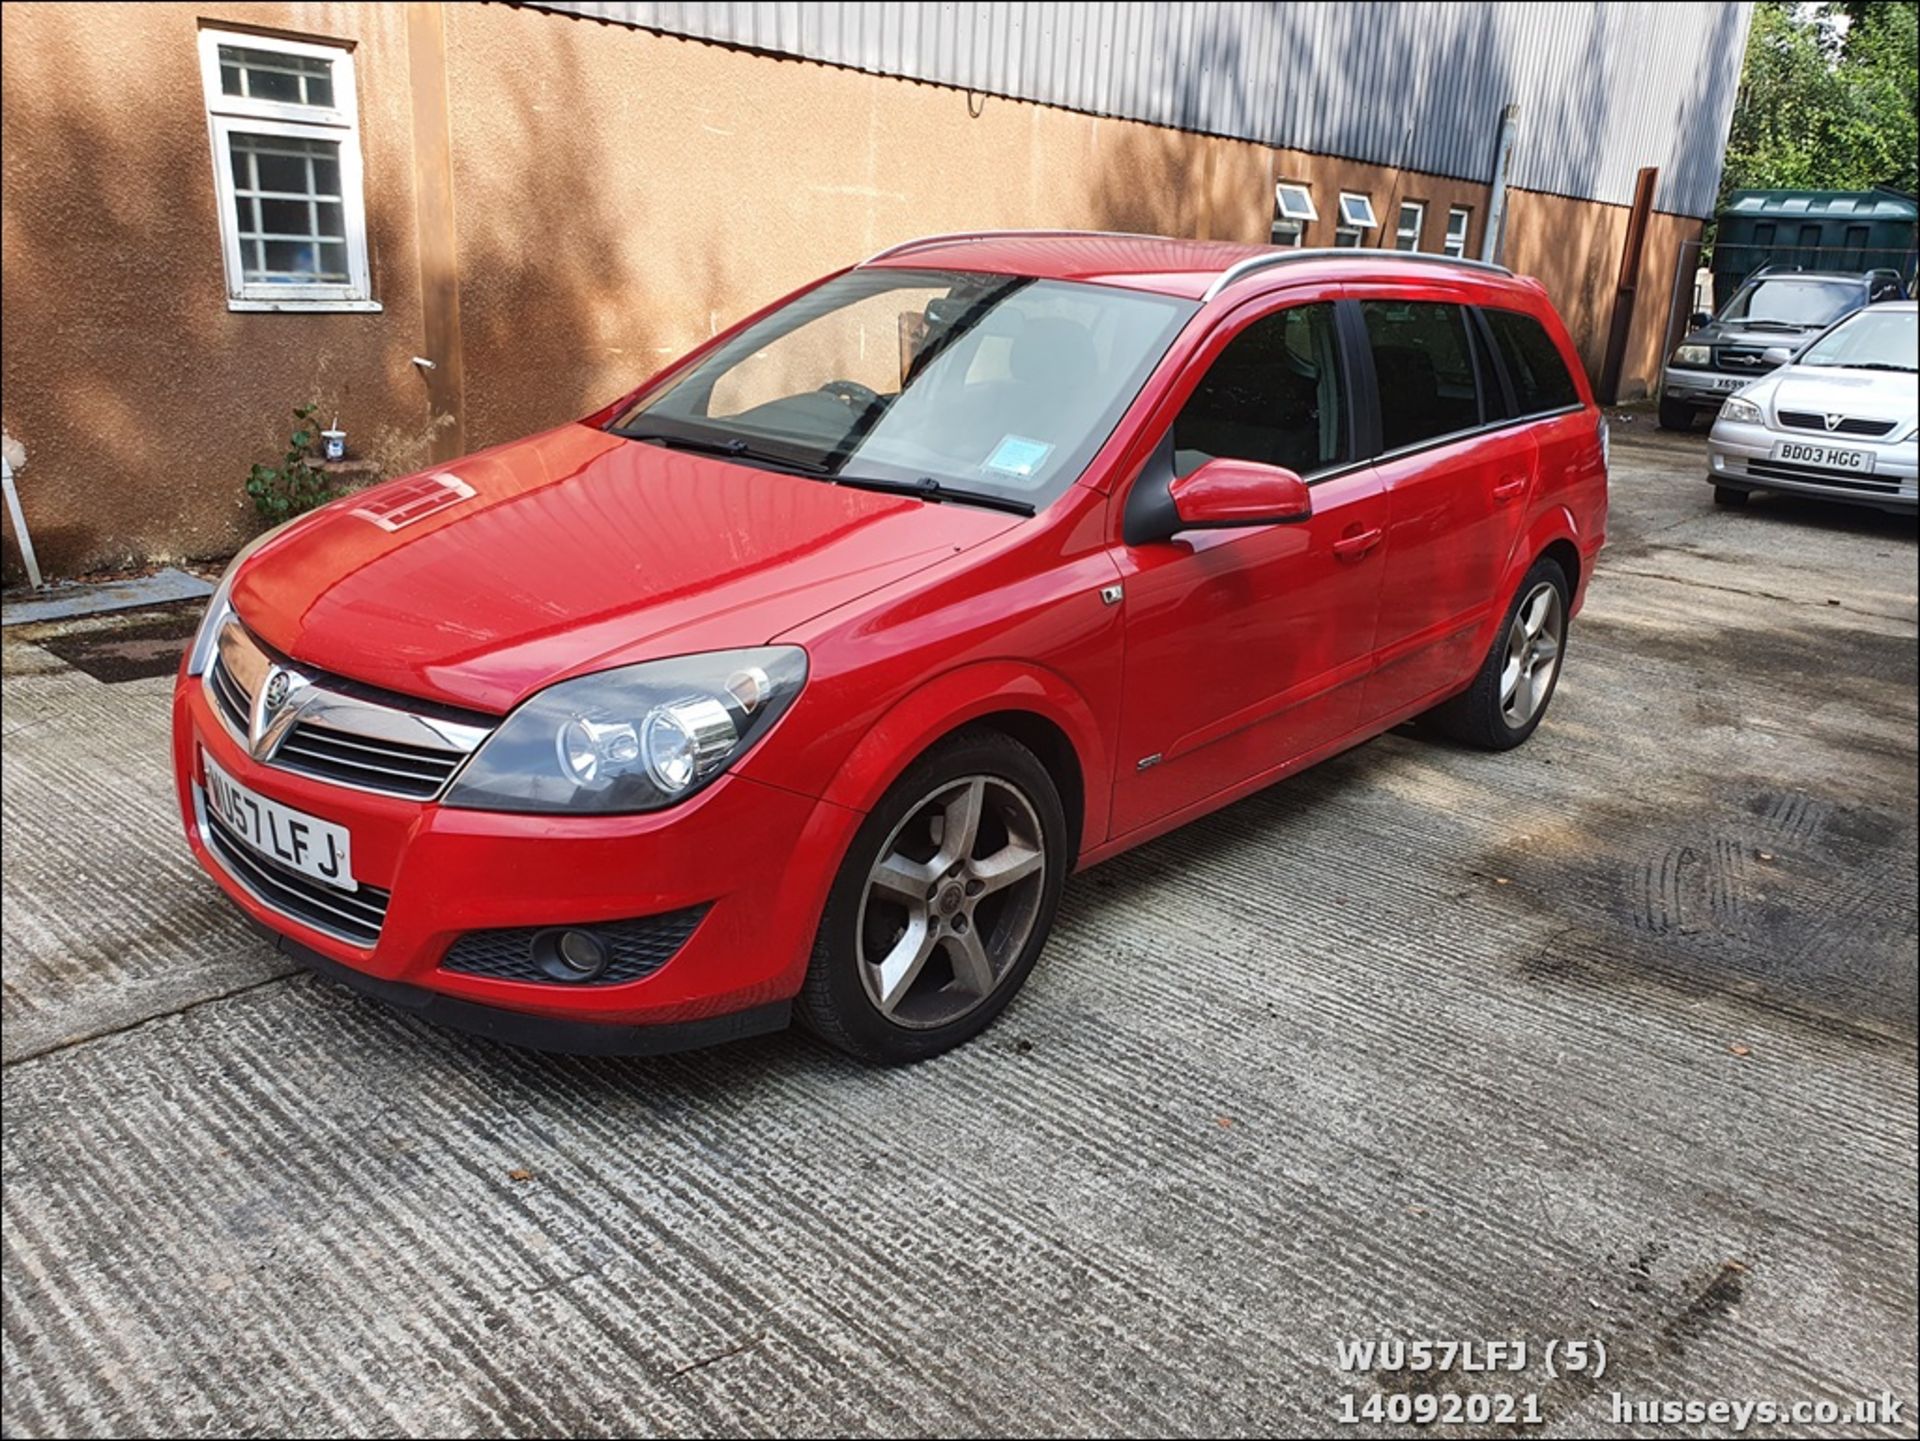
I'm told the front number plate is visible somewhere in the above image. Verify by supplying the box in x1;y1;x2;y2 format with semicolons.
1704;374;1744;392
201;749;357;891
1771;440;1874;473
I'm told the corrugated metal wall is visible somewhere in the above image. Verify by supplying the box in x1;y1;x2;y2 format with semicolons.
526;1;1751;218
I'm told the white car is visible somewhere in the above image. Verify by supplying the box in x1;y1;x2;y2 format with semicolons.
1706;301;1917;516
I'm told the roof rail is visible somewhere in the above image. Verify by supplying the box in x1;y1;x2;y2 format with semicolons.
861;229;1181;265
1202;248;1513;301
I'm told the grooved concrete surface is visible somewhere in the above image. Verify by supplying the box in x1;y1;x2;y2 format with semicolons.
3;425;1916;1437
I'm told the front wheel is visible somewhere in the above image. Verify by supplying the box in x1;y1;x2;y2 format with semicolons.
795;728;1068;1064
1657;396;1695;431
1424;558;1570;751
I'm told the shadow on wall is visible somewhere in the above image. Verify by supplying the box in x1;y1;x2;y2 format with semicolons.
0;4;435;581
445;24;751;457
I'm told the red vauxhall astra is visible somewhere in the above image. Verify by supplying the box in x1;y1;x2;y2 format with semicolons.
173;234;1608;1063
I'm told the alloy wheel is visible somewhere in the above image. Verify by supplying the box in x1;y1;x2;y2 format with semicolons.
856;774;1047;1029
1500;581;1565;729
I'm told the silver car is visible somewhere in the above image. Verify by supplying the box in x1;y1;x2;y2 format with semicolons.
1706;301;1918;515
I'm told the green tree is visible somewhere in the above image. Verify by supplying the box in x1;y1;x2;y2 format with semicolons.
1721;0;1918;202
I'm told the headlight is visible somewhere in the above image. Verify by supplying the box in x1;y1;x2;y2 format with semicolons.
443;647;807;813
184;517;300;676
1673;344;1711;367
1719;397;1765;425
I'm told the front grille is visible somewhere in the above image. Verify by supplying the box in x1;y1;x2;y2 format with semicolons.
202;613;492;800
1714;346;1775;375
440;905;710;986
1746;459;1905;494
207;654;252;734
202;799;390;945
1777;411;1899;438
274;722;466;799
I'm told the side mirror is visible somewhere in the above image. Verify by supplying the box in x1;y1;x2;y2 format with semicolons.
1691;311;1712;329
1168;458;1313;529
1761;345;1794;366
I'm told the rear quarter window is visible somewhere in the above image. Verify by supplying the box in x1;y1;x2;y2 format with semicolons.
1484;309;1581;415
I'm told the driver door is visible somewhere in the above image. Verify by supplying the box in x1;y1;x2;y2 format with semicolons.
1108;297;1389;838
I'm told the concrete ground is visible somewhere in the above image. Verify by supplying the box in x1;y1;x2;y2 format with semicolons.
3;422;1915;1438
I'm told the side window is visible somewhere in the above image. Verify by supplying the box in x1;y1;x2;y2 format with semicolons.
1172;303;1347;479
1359;301;1482;451
1483;309;1581;415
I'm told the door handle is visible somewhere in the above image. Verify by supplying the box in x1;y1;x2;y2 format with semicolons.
1492;475;1529;501
1332;527;1384;560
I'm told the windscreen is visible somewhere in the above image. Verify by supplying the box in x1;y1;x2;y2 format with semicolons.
613;268;1196;506
1798;309;1918;372
1720;278;1857;327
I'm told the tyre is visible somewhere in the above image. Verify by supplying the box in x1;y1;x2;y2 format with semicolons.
795;727;1068;1064
1657;396;1695;431
1425;557;1571;751
1712;484;1750;508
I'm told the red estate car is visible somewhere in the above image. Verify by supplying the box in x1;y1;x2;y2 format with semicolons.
174;233;1608;1064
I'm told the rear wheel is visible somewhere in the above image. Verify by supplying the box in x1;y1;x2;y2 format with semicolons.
1657;396;1695;431
1425;558;1570;751
795;728;1067;1064
1713;484;1750;507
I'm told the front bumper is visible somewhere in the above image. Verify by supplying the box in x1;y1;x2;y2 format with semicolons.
1706;420;1919;513
173;666;861;1040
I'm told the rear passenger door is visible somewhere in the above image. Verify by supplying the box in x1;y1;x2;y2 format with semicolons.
1353;295;1537;720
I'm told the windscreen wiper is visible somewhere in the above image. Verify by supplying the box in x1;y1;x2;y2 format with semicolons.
619;428;831;474
831;474;1036;516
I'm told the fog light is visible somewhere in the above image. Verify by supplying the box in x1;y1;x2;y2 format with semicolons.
530;927;611;982
1712;453;1724;472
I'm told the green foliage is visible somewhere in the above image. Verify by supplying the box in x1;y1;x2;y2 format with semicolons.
245;403;339;523
1722;0;1919;203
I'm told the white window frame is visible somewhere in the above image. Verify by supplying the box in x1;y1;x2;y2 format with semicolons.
1443;207;1472;259
198;27;377;312
1335;191;1377;248
1275;182;1319;224
1394;200;1426;251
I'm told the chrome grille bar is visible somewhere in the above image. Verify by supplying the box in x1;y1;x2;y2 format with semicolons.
200;613;493;801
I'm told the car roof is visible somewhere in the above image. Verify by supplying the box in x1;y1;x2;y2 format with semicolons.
859;230;1535;304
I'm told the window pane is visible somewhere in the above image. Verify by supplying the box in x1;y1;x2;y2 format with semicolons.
1395;203;1423;251
1172;303;1347;478
218;43;335;109
260;239;348;282
226;132;350;286
1334;228;1363;249
254;198;312;237
1276;184;1317;222
1485;309;1581;414
1361;301;1482;449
